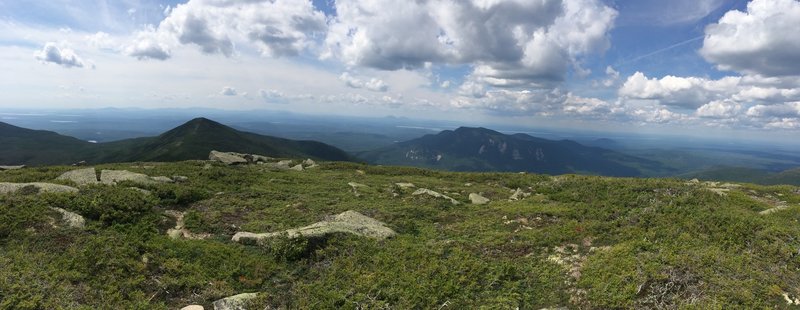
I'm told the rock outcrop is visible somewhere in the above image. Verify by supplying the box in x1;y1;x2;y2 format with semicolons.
50;207;86;228
232;210;396;244
0;182;78;195
180;306;204;310
212;293;259;310
469;193;490;205
57;167;99;186
412;188;460;205
209;151;249;165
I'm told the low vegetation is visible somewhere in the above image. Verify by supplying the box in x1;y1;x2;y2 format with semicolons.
1;159;800;309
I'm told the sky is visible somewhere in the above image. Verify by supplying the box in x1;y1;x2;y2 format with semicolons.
1;0;799;140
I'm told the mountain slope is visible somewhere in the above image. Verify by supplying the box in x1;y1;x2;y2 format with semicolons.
682;166;800;186
0;122;95;165
360;127;669;176
0;118;353;165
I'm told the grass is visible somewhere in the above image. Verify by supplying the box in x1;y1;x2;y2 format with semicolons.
1;160;799;309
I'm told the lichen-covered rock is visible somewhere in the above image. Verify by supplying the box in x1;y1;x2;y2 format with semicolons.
56;167;99;186
412;188;460;205
150;176;174;183
395;182;416;189
180;305;204;310
0;182;78;195
209;150;248;165
290;164;304;171
469;193;490;205
212;293;259;310
172;175;189;183
233;210;396;244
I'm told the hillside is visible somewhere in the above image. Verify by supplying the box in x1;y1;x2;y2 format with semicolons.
0;122;95;165
0;118;353;165
360;127;670;177
684;166;800;186
1;160;799;309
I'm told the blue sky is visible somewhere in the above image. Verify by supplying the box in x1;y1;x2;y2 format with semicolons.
0;0;798;139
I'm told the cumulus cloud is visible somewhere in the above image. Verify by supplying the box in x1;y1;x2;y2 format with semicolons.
325;0;617;87
220;86;237;96
127;0;326;59
339;72;389;92
34;43;85;68
619;72;741;108
696;100;742;118
700;0;800;76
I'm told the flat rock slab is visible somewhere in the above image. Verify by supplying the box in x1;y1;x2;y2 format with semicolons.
0;165;25;170
412;188;460;205
209;151;248;165
395;182;416;189
57;168;99;186
212;293;259;310
760;205;790;215
233;210;396;244
100;170;170;185
0;182;78;195
469;193;490;205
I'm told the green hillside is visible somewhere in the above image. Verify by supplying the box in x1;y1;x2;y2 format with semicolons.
0;118;353;166
360;127;671;177
2;159;799;309
684;166;800;186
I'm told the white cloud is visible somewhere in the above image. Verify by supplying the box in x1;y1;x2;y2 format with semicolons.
696;100;742;118
325;0;616;87
700;0;800;76
619;72;741;108
220;86;237;96
127;0;326;59
339;72;389;92
34;42;85;68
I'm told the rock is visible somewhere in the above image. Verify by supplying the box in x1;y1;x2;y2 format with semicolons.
303;159;316;166
395;182;416;189
129;187;152;195
165;210;211;240
412;188;460;205
760;205;790;215
49;207;85;228
244;154;272;163
0;165;25;170
213;293;259;310
469;193;490;205
356;169;366;175
151;176;174;183
348;182;368;188
100;170;156;185
290;164;304;171
0;182;79;195
181;306;204;310
209;150;248;165
173;175;189;183
56;167;99;186
509;188;530;201
707;188;729;196
72;160;87;166
233;210;396;244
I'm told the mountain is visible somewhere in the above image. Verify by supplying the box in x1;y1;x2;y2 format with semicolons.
0;122;95;165
359;127;669;176
0;118;353;165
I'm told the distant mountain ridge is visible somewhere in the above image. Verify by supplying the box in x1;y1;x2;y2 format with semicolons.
359;127;669;176
0;118;352;165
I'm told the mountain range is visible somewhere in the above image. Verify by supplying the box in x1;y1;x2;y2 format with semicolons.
359;127;671;177
0;118;352;165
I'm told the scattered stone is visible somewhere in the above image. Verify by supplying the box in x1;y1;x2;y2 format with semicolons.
0;182;78;195
129;187;152;195
395;182;416;189
707;188;730;196
303;159;316;166
213;293;259;310
469;193;490;205
760;205;790;215
100;170;157;185
49;207;85;228
356;169;366;175
290;164;304;171
348;182;368;188
412;188;460;205
173;175;189;183
233;210;396;244
689;178;700;184
0;165;25;170
56;167;99;186
243;154;272;164
509;188;531;201
181;306;204;310
209;150;248;165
